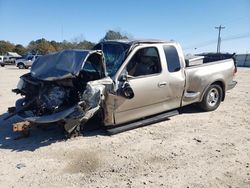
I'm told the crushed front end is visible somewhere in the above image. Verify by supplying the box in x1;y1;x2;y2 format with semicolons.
6;49;112;137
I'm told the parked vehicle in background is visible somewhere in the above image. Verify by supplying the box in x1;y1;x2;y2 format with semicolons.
1;57;17;66
0;52;22;67
15;54;41;69
0;56;3;64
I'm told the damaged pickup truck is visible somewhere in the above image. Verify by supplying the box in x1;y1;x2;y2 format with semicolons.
6;40;237;137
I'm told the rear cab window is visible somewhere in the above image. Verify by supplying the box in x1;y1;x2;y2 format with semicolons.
163;45;181;72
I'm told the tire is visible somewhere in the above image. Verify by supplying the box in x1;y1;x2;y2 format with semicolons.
199;84;223;111
18;63;25;69
1;64;4;67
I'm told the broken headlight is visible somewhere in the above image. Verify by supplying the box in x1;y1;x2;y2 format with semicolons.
16;78;25;90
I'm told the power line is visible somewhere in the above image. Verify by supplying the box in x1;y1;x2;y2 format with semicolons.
177;15;250;40
223;14;250;25
183;31;250;50
223;32;250;41
183;39;217;50
215;25;225;53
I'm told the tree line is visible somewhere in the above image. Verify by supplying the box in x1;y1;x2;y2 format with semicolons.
0;30;129;56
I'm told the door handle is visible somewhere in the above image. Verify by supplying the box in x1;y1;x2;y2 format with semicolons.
158;81;167;88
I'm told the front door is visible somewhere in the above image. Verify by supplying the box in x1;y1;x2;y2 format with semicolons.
114;46;172;124
113;44;186;125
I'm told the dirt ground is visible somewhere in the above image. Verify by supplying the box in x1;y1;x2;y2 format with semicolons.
0;66;249;188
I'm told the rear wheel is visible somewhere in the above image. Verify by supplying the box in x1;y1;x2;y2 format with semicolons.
1;64;4;67
199;84;222;111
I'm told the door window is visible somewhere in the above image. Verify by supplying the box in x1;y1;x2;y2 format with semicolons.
27;56;33;60
127;47;161;77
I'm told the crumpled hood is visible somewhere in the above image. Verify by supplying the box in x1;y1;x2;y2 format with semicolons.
31;49;103;81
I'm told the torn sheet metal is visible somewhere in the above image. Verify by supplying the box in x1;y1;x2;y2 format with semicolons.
8;49;113;136
31;49;106;81
16;81;109;134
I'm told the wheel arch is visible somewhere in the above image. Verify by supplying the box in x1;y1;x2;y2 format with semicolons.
201;80;225;102
17;62;26;69
17;62;24;66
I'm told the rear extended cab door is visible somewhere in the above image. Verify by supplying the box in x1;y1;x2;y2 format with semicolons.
112;43;186;125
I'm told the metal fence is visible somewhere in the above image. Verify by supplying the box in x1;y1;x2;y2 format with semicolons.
236;54;250;67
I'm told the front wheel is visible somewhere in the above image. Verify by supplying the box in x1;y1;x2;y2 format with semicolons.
199;84;222;111
18;63;25;69
1;64;4;67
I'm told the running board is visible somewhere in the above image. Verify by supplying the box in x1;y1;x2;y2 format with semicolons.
106;110;179;135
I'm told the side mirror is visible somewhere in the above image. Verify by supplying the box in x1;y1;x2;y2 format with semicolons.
121;83;134;99
119;73;134;82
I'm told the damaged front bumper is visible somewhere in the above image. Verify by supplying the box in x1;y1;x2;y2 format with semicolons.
5;49;114;137
16;102;101;135
9;79;110;137
16;104;87;134
19;105;82;124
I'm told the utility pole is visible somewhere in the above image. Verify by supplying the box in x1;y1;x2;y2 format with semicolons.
215;25;225;53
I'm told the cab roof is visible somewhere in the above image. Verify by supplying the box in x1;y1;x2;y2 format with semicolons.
100;39;174;45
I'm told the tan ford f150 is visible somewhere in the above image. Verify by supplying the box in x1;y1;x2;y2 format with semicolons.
6;40;237;137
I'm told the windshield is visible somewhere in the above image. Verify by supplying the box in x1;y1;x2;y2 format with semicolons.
94;42;129;76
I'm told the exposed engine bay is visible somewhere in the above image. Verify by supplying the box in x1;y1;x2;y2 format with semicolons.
6;49;112;137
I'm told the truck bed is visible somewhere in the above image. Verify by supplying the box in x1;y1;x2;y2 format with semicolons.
185;55;235;67
182;59;235;106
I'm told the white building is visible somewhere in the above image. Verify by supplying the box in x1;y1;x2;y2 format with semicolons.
4;52;22;58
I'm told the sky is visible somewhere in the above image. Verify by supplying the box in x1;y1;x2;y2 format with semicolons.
0;0;249;54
